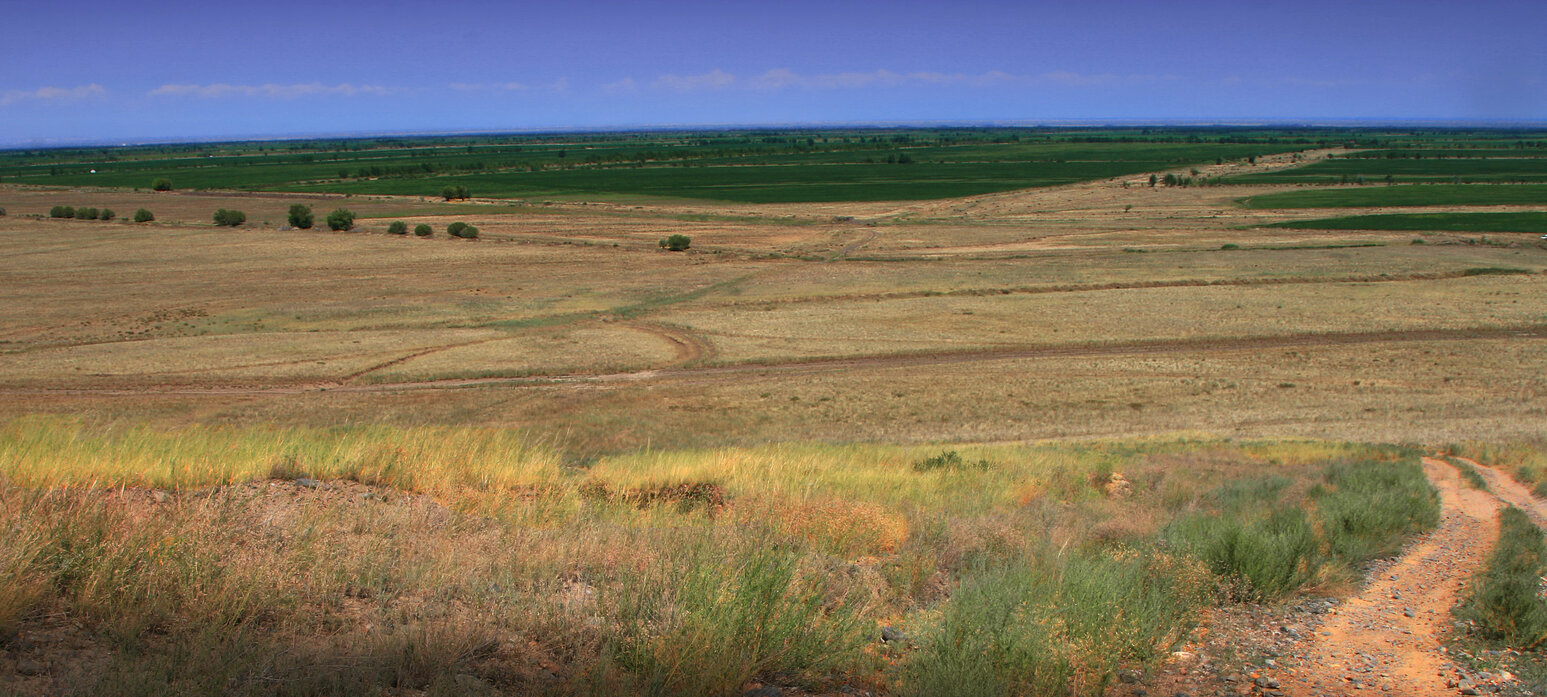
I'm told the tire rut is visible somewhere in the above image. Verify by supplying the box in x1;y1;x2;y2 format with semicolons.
1265;457;1501;696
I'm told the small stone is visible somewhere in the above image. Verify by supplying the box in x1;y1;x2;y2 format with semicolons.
880;626;905;643
741;687;781;697
151;490;168;503
294;478;318;488
1119;669;1142;683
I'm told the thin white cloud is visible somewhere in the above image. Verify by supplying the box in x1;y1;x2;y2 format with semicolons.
630;69;1170;93
451;79;568;93
602;77;639;94
652;69;736;92
0;84;106;107
148;82;396;99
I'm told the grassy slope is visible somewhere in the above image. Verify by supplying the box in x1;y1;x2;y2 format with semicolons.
0;419;1438;696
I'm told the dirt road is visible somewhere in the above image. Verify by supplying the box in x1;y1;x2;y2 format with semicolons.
1263;457;1502;696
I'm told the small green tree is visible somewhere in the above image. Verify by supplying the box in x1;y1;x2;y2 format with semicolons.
441;185;470;201
50;205;75;218
446;221;473;237
213;209;246;226
387;221;408;235
133;208;154;223
413;223;432;237
1148;174;1157;187
659;233;691;251
152;178;173;191
0;206;6;216
456;224;478;239
326;208;355;231
76;207;99;220
287;204;314;229
98;208;115;221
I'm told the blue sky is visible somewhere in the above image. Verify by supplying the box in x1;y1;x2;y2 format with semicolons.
2;0;1543;144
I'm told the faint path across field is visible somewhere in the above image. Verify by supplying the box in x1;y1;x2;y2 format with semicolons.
1;324;1542;397
1264;457;1501;696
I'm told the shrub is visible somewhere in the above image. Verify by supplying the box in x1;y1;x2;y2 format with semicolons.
212;209;246;227
604;542;869;696
1220;243;1240;250
287;204;314;229
76;207;99;220
152;178;173;191
132;208;154;223
98;209;114;221
1458;507;1547;647
413;223;432;237
440;185;470;201
0;206;6;216
387;221;408;235
50;205;75;219
447;221;480;238
912;450;991;473
904;552;1212;697
1314;457;1438;565
325;209;355;231
659;233;691;251
1165;508;1321;600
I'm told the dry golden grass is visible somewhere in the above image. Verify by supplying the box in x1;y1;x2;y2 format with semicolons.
3;172;1540;695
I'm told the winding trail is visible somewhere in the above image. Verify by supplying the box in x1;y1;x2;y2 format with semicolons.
1264;457;1501;696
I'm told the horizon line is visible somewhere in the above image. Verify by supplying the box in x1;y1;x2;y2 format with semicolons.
6;117;1547;150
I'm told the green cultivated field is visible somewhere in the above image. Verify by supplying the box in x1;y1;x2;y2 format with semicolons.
1229;157;1547;184
0;128;1314;203
1266;212;1547;234
1240;183;1547;209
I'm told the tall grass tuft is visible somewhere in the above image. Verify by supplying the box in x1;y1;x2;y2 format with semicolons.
1315;457;1439;565
600;537;871;696
1459;507;1547;648
1165;508;1321;600
901;550;1212;697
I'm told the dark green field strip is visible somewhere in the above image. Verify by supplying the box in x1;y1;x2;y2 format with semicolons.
1266;212;1547;234
1344;149;1547;159
1275;212;1547;233
276;160;1207;203
1230;158;1547;184
1240;184;1547;209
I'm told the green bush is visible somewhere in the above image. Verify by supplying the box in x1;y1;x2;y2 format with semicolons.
659;233;691;251
133;209;154;223
912;450;991;473
446;221;478;238
0;206;6;216
605;542;868;695
386;221;408;235
441;185;469;201
325;209;355;231
98;209;114;221
76;207;99;220
152;178;173;192
904;552;1211;697
212;209;246;227
287;204;314;229
1314;458;1438;565
413;223;432;237
50;205;75;219
1458;507;1547;647
1165;508;1321;600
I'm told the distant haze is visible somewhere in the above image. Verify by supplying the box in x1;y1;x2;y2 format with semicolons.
3;0;1544;145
